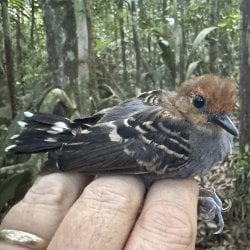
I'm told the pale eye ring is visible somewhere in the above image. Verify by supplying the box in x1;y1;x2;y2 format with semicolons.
193;95;205;109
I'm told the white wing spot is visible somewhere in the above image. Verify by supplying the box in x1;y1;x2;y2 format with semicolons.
140;135;152;144
81;130;91;134
10;134;19;140
47;130;59;134
68;142;85;146
157;144;188;160
51;121;69;133
44;137;57;142
18;121;27;128
123;119;131;127
51;126;64;133
109;126;123;142
143;121;157;132
24;111;34;117
158;122;189;144
54;122;69;129
124;148;135;157
5;145;16;152
135;125;147;134
107;122;125;142
105;121;115;127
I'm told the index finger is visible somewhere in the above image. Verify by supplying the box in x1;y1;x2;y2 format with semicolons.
0;173;90;250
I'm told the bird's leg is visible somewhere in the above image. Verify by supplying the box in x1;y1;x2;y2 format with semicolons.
198;187;231;234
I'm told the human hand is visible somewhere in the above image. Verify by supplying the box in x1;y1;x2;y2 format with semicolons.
0;173;198;250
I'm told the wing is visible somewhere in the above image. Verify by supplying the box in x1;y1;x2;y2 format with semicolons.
7;90;170;154
98;89;174;122
138;89;173;106
51;106;191;177
8;90;190;177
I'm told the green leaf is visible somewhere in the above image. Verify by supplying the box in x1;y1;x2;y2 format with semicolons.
185;60;201;80
189;27;217;59
0;172;30;212
158;37;176;84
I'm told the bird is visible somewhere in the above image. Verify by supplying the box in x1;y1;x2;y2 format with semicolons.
5;74;238;233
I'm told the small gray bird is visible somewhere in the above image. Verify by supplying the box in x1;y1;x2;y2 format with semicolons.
6;74;238;233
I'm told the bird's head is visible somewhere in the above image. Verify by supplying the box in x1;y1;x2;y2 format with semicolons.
175;74;238;136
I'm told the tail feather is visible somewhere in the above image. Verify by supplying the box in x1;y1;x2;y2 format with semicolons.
10;142;62;153
5;112;76;154
23;111;72;126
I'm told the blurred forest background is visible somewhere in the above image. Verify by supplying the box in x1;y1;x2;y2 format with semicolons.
0;0;250;249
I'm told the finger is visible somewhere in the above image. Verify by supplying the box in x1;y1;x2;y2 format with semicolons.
48;176;145;250
125;179;198;250
0;173;90;250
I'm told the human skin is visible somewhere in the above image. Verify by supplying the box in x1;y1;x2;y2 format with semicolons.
0;173;198;250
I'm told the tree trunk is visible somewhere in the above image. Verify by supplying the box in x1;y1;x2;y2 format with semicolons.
16;11;22;80
74;0;94;115
131;0;142;91
1;0;17;119
173;0;179;85
179;0;186;83
209;0;219;73
240;0;250;151
118;0;128;91
41;0;78;90
85;0;99;112
41;0;79;115
30;0;35;48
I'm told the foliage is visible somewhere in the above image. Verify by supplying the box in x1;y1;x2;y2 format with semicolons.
91;0;241;94
0;0;247;248
9;0;31;20
0;171;32;215
230;146;250;245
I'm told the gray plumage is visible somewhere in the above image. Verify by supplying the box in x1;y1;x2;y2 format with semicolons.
6;75;237;187
6;74;238;233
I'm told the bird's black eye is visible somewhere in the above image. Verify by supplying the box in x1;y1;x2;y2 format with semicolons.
193;95;205;109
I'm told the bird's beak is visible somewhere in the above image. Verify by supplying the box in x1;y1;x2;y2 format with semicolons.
209;112;239;136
